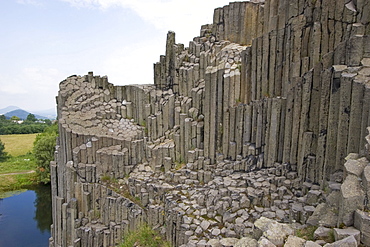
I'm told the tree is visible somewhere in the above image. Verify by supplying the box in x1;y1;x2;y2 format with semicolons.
10;116;20;122
0;138;7;161
26;113;37;122
33;123;58;183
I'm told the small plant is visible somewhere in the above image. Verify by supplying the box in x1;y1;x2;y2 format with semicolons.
296;225;317;241
101;174;112;182
118;224;171;247
174;161;185;170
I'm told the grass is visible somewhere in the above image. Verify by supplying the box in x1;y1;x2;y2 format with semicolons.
118;225;171;247
296;225;317;241
0;173;38;198
0;133;38;156
0;133;39;197
0;153;37;174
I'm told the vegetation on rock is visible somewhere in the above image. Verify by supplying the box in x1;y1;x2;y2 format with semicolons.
118;224;171;247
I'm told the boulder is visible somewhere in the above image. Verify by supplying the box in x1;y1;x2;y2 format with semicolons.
304;241;322;247
362;165;370;201
314;226;333;240
307;203;338;227
207;239;222;247
344;158;367;177
354;209;370;246
334;227;360;243
263;221;294;246
339;174;365;226
323;235;357;247
284;235;306;247
257;237;277;247
234;237;258;247
219;238;239;247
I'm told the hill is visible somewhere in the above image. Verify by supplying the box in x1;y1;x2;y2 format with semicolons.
0;106;20;115
4;109;47;120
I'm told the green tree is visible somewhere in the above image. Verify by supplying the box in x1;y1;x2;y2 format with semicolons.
0;138;7;161
10;116;20;122
33;123;58;183
26;113;37;122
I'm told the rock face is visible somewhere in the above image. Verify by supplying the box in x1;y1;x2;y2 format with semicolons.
49;0;370;246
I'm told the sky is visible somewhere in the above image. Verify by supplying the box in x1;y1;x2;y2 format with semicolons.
0;0;233;113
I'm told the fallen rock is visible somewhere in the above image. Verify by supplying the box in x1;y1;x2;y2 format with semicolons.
256;219;294;246
339;174;365;226
304;241;322;247
234;237;258;247
314;226;332;240
322;235;357;247
344;158;367;177
354;209;370;246
258;236;277;247
307;203;338;227
219;238;239;247
284;235;306;247
334;227;360;243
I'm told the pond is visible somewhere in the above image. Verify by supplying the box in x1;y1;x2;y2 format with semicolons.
0;185;52;247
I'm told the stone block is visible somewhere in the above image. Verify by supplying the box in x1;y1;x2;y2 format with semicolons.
334;227;360;243
344;158;368;177
234;237;258;247
284;235;306;247
323;235;357;247
339;174;365;226
354;209;370;246
257;237;277;247
314;226;333;240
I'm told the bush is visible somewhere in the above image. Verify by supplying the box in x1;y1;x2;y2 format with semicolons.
0;138;7;161
33;123;58;183
119;225;171;247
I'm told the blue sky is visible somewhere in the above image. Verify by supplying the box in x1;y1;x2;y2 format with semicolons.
0;0;232;112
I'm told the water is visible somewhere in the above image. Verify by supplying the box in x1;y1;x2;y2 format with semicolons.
0;185;52;247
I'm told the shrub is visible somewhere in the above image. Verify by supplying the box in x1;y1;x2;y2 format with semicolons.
33;123;58;183
0;138;7;161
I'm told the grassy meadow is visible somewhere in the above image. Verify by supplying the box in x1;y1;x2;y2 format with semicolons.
1;133;38;156
0;133;39;196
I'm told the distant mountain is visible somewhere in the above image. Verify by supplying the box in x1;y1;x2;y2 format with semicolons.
32;108;57;119
4;109;47;120
0;106;20;115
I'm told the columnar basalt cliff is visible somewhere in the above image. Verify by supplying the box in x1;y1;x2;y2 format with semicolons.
50;0;370;246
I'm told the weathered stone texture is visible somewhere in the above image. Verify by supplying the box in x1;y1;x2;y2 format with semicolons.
50;0;370;246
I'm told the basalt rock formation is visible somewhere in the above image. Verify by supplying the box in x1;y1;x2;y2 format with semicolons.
50;0;370;246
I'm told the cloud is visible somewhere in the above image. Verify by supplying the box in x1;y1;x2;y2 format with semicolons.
60;0;231;44
0;67;62;110
16;0;44;6
101;38;163;85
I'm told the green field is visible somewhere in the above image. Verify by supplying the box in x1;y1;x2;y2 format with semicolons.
0;134;39;196
0;133;38;156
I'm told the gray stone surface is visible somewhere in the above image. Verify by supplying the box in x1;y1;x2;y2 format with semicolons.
334;227;360;243
323;235;357;247
284;235;306;247
339;174;365;226
50;1;370;247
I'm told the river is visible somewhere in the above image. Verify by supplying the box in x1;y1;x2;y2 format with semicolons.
0;185;52;247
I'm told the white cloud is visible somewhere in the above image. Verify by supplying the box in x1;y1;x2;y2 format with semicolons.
16;0;43;6
0;67;62;110
60;0;232;44
101;38;163;85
